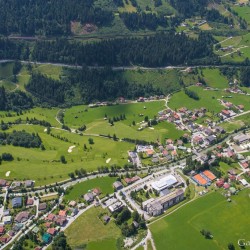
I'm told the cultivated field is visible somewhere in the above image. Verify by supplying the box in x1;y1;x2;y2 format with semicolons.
150;189;250;250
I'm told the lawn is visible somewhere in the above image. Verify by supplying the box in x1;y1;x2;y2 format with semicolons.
64;176;117;201
0;124;132;186
150;189;250;250
65;206;121;249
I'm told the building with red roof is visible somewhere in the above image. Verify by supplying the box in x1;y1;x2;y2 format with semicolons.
46;214;56;221
0;226;5;235
47;228;57;236
216;179;224;187
58;210;67;217
223;183;230;189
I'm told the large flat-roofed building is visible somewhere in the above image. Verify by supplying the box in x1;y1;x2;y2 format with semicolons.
151;174;178;192
233;134;250;144
143;189;184;216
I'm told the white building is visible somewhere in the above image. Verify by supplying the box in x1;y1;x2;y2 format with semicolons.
151;174;178;192
2;216;12;224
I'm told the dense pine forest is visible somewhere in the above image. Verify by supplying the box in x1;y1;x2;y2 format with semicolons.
32;32;218;66
0;0;113;35
0;87;33;111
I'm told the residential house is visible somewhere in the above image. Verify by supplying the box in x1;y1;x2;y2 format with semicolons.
103;215;110;223
206;135;216;145
2;216;12;225
113;181;123;191
124;176;140;185
0;226;5;235
84;192;94;203
221;109;231;118
38;203;47;211
46;214;56;221
15;211;30;223
92;188;101;196
26;198;34;206
25;180;33;188
69;200;77;207
0;179;7;187
59;210;67;217
47;228;57;236
55;216;67;226
32;227;40;234
108;201;123;213
12;197;22;208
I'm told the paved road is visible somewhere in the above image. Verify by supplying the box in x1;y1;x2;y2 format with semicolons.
0;60;248;71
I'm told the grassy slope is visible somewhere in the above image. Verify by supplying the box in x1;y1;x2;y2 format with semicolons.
65;206;121;249
64;176;117;201
150;189;250;250
201;68;228;89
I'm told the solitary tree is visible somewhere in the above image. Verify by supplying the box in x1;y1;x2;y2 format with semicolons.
60;155;67;164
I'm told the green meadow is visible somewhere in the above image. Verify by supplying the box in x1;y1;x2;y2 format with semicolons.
65;206;121;249
64;176;117;201
150;189;250;250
